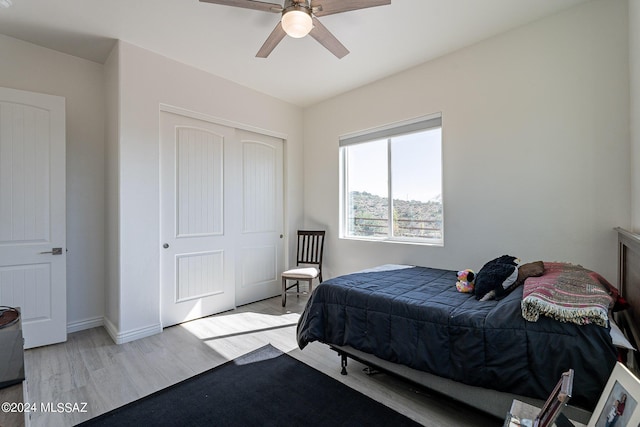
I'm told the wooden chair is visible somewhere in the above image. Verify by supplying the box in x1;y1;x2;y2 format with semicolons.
281;230;325;307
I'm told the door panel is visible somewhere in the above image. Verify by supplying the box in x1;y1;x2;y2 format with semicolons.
176;251;224;302
235;131;283;306
0;87;66;348
160;112;236;327
176;127;223;237
0;102;50;243
242;141;277;232
240;245;277;287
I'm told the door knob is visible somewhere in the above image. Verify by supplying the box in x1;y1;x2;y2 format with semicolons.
163;243;169;249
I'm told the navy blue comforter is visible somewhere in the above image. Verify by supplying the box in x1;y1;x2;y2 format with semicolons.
296;266;617;409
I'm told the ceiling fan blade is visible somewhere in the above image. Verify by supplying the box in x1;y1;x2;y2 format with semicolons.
311;0;390;17
256;22;287;58
309;17;349;59
199;0;283;13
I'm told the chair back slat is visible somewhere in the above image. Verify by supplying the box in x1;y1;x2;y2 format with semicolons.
296;230;325;267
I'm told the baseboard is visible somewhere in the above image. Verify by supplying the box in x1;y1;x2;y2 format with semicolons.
67;316;104;334
103;317;162;345
103;317;119;343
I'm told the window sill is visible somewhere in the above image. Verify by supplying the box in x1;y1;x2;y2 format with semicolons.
339;236;444;247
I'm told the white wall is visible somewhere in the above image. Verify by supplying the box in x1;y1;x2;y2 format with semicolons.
105;41;304;342
0;34;106;331
631;0;640;233
303;0;630;282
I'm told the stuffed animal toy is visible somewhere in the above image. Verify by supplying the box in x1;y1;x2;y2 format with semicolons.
456;269;475;293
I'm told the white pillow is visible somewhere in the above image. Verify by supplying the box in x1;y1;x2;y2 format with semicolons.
610;319;636;350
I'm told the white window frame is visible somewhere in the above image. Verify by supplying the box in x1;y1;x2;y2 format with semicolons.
339;113;443;246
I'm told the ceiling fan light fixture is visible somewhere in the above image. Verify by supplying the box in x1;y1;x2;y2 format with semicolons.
281;9;312;38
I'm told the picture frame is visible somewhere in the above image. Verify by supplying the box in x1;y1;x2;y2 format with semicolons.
589;362;640;427
503;370;574;427
534;369;573;427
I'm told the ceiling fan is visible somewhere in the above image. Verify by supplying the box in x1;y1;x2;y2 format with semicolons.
199;0;391;59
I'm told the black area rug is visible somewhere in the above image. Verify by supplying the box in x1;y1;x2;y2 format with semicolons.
77;344;421;426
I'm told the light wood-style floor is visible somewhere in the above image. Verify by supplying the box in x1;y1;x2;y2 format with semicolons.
23;295;500;427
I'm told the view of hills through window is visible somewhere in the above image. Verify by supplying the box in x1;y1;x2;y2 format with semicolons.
347;191;442;239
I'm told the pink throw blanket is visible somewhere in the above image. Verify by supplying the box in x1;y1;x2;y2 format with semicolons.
521;262;613;327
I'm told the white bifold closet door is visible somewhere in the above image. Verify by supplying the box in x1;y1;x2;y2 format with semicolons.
160;111;283;327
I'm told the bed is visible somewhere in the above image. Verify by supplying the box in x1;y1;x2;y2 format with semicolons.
296;228;640;423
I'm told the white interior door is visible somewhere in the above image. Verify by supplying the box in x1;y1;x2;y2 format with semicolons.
235;130;284;306
0;87;66;349
160;112;236;327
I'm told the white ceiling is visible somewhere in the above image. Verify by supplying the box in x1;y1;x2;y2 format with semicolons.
0;0;591;107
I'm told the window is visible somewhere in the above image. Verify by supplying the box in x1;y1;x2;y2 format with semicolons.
339;114;443;245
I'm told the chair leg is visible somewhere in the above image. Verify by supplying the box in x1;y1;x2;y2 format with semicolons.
282;278;287;307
